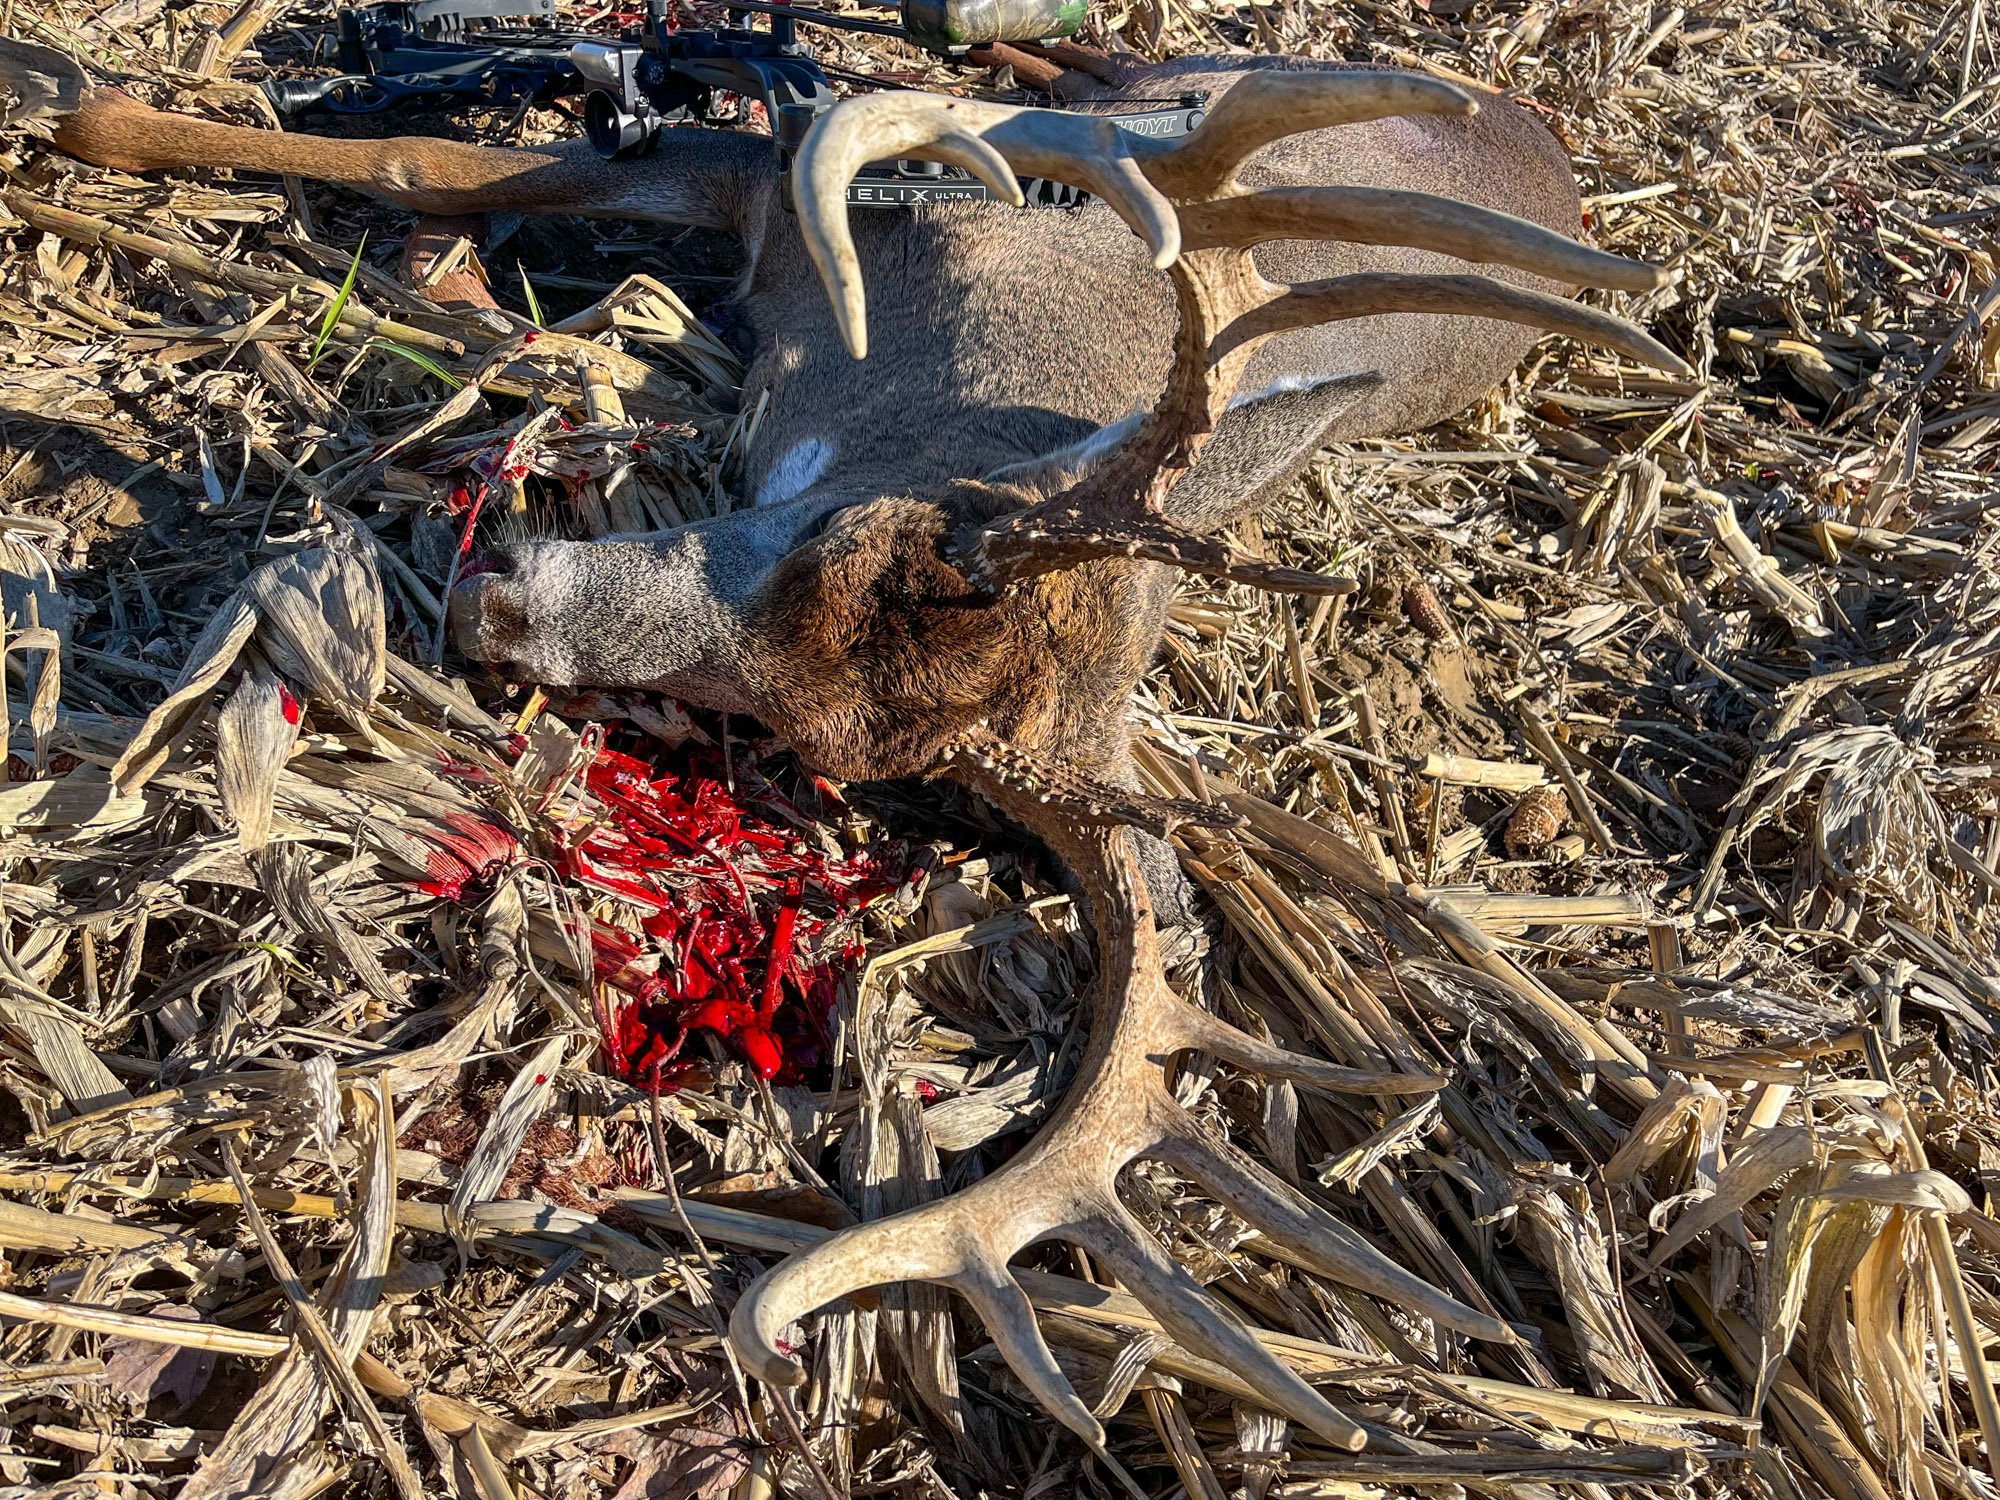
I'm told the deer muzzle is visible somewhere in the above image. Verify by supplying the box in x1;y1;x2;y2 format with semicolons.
447;503;839;709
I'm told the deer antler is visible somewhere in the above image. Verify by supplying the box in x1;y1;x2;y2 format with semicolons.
738;73;1683;1454
735;729;1487;1462
793;75;1687;595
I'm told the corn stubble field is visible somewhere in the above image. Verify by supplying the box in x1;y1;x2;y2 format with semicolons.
0;0;1992;1494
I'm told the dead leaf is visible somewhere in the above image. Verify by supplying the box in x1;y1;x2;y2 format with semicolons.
111;591;259;796
104;1305;215;1413
602;1425;750;1500
215;657;300;853
245;521;386;722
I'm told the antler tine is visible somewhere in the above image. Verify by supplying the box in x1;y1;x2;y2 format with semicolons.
769;86;1680;1446
1178;186;1667;292
1151;1104;1516;1341
733;1217;972;1391
1171;997;1451;1096
796;96;1025;359
1211;270;1694;376
964;508;1360;597
792;72;1517;359
1143;68;1476;201
955;1257;1112;1447
728;1109;1135;1449
948;123;1679;592
795;94;1180;359
1078;1206;1368;1448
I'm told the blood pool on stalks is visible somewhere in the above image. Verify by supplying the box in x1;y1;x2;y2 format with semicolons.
560;742;898;1085
421;732;899;1084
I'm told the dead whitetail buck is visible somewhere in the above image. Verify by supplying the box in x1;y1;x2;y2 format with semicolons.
7;38;1686;1458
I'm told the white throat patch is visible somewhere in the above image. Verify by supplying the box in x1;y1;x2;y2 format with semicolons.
753;437;835;508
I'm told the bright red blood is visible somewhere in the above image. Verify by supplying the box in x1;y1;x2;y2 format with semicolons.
528;737;897;1087
413;809;522;901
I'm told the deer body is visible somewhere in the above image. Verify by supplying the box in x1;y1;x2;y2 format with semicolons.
733;58;1583;519
9;40;1684;1450
25;50;1594;783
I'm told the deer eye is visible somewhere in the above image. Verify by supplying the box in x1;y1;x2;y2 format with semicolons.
791;505;853;548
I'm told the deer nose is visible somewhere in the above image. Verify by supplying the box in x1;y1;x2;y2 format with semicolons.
447;565;503;661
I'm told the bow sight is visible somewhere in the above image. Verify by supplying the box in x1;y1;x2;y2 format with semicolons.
568;0;843;163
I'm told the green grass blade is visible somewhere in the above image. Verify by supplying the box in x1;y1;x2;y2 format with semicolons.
365;339;465;389
518;266;544;328
309;232;367;369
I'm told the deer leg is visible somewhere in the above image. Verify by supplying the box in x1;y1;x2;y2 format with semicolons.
0;34;773;231
962;42;1068;92
1002;39;1154;91
50;88;765;221
49;88;560;211
962;40;1153;95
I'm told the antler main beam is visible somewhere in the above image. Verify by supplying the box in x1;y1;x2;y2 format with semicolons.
733;730;1492;1463
794;75;1675;362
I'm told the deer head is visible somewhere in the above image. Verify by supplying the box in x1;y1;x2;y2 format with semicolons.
451;79;1680;797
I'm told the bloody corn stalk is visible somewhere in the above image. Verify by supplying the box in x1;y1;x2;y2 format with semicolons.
548;739;900;1088
417;712;904;1087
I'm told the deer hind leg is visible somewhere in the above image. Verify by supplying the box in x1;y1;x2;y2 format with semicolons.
965;39;1154;94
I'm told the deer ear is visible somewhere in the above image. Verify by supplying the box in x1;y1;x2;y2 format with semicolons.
980;411;1147;496
1162;369;1381;530
980;370;1380;521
